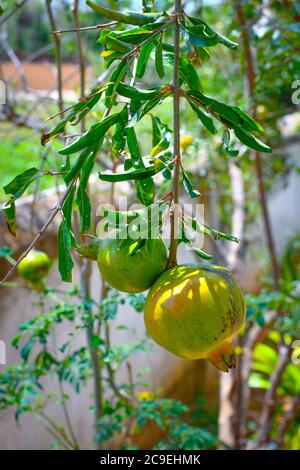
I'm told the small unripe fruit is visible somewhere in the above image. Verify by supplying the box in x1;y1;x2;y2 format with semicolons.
17;250;51;287
180;134;193;150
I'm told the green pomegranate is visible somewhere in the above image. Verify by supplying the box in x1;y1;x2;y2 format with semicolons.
97;234;167;293
17;250;51;288
144;264;246;372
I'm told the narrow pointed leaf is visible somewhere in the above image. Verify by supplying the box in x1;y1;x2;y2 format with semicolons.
181;167;200;199
188;101;216;135
234;127;272;153
193;246;213;260
4;167;41;199
58;221;74;282
3;200;16;236
135;178;156;206
136;41;156;79
59;113;119;155
155;33;165;79
99;166;157;182
86;1;163;26
76;187;91;233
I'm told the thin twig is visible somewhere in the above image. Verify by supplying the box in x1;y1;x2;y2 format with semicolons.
0;177;78;287
53;21;117;34
38;411;76;449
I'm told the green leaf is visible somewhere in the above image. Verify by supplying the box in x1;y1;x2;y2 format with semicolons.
183;16;238;50
151;115;162;146
101;26;157;49
193;246;213;260
249;372;270;390
75;151;95;233
135;178;156;206
76;187;91;234
231;106;264;134
3;200;16;236
181;167;200;199
91;335;102;349
62;187;76;230
197;47;211;63
59;113;119;155
105;59;127;108
188;101;216;135
163;53;200;90
187;90;264;136
136;41;156;79
222;129;239;157
111;105;128;155
142;0;153;13
155;33;165;79
86;1;163;25
117;82;162;101
190;218;239;243
41;88;103;145
4;167;40;199
99;165;157;182
21;340;34;361
204;224;239;243
150;137;170;157
60;187;77;249
225;146;239;157
64;149;92;185
58;221;74;282
126;127;144;168
234;127;272;153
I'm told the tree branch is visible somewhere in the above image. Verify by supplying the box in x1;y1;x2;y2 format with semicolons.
236;1;280;290
167;0;182;269
53;21;117;34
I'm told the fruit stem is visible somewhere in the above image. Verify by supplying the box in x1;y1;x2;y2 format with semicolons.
167;0;182;270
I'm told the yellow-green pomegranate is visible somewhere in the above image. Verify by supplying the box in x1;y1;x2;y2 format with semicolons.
97;235;167;294
144;264;245;372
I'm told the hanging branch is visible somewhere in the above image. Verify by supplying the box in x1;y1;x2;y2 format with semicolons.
167;0;182;269
53;21;117;34
72;0;86;123
236;1;279;290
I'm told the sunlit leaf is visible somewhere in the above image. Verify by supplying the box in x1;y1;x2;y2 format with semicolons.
58;221;74;282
